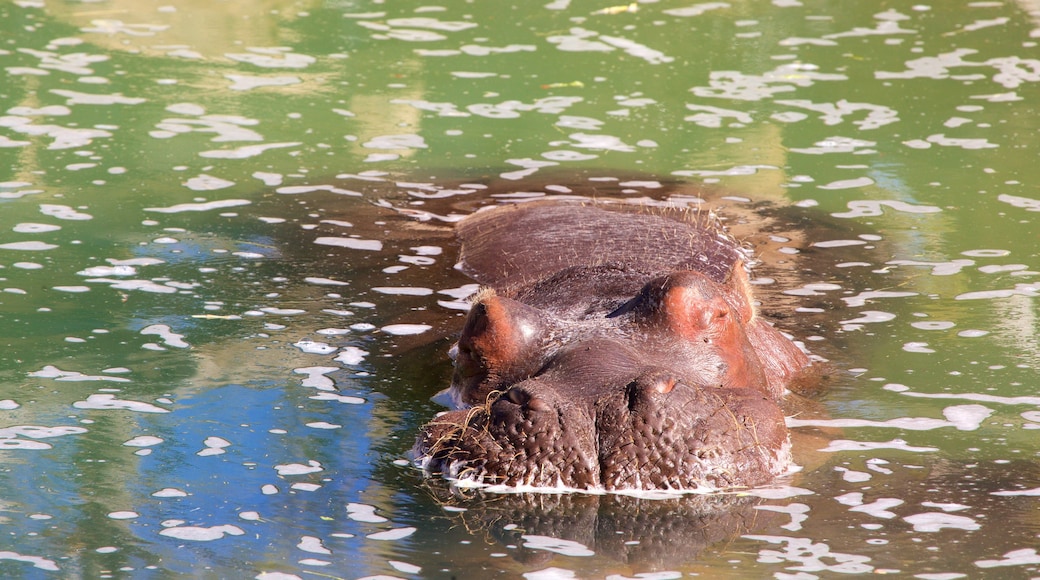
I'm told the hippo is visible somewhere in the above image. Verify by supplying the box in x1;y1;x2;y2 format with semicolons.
414;201;813;491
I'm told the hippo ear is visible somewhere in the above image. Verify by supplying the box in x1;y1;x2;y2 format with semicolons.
450;289;553;406
631;270;770;392
631;270;734;340
722;259;757;324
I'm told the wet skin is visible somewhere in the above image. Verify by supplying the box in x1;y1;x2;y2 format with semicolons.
415;202;813;491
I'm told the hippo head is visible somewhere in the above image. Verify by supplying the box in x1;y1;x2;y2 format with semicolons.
416;337;791;491
415;266;795;491
446;263;780;410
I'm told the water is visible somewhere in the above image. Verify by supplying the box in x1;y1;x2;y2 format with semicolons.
2;0;1040;577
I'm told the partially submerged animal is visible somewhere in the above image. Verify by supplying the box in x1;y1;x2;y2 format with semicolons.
414;201;813;491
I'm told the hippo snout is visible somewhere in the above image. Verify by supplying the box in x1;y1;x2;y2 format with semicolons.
415;343;792;491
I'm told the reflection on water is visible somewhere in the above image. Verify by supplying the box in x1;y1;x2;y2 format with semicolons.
2;0;1040;577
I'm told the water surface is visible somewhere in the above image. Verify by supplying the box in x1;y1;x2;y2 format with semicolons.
2;0;1040;578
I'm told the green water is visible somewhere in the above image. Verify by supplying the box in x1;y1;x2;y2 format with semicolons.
1;0;1040;578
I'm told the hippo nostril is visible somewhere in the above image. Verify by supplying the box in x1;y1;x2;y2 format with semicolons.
527;397;551;413
504;388;529;406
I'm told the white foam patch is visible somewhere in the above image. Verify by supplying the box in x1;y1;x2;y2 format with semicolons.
788;405;991;431
903;341;936;353
0;425;88;439
73;394;170;414
276;184;362;196
963;249;1010;258
141;324;190;348
521;535;595;557
835;467;871;483
260;307;305;315
253;171;283;186
225;48;316;69
835;492;864;506
0;439;51;450
334;346;368;365
305;422;341;430
123;435;163;447
226;74;301;91
840;311;897;325
86;278;179;294
13;222;61;233
346;503;387;523
884;384;1040;406
200;142;301;159
304;277;349;286
40;204;92;220
842;290;918;307
29;365;132;382
144;199;251;213
813;239;867;248
911;321;956;330
755;502;810;531
0;400;19;410
77;265;136;277
309;392;365;405
109;257;165;267
197;436;231;456
819;439;938;453
274;460;323;476
663;3;733;17
314;237;383;251
976;548;1040;569
366;527;417;541
184;174;235;191
0;551;59;571
108;511;139;520
831;200;941;219
743;535;873;574
888;258;975;276
849;498;903;519
294;367;337;391
991;487;1040;497
362;134;427;149
903;512;980;532
159;524;245;541
744;486;814;500
51;89;146;106
389;561;421;574
922;501;970;512
818;177;875;190
297;536;331;555
293;340;337;354
381;324;432;336
0;241;58;251
372;286;434;296
955;282;1040;301
152;488;188;498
